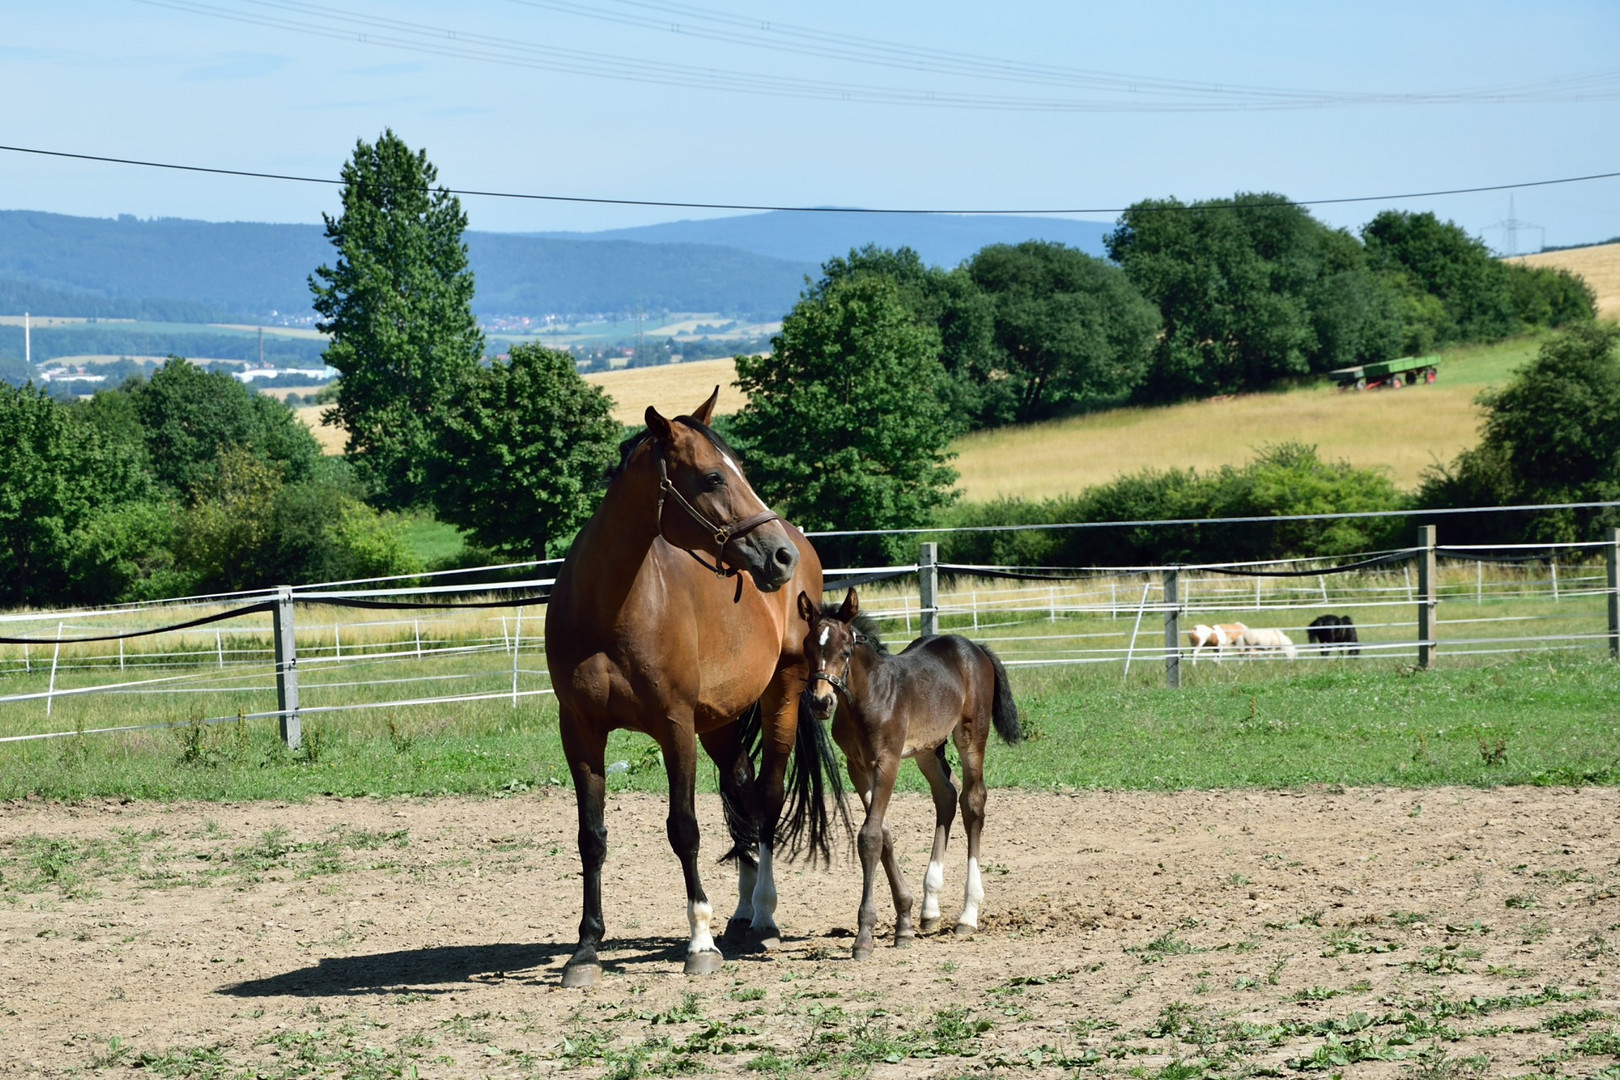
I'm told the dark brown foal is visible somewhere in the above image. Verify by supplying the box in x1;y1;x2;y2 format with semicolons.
797;588;1023;961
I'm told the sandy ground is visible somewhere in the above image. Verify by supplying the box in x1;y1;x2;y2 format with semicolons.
1;788;1615;1078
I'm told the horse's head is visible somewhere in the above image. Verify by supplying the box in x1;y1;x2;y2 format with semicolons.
797;587;859;721
644;388;800;592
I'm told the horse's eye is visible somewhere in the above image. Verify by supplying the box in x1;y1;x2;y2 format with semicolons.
702;471;724;490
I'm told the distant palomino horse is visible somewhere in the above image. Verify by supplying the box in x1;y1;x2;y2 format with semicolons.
1306;614;1360;657
1240;627;1299;660
1186;621;1249;664
797;588;1023;961
544;389;846;988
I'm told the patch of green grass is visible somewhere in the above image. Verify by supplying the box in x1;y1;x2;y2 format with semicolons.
397;513;467;567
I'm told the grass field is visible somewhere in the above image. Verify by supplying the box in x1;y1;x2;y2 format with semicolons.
1511;241;1620;321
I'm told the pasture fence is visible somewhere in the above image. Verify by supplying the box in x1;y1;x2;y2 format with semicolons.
2;527;1617;751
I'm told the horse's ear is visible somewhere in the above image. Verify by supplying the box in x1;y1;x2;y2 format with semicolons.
837;587;859;623
690;386;720;425
644;405;674;443
796;590;817;625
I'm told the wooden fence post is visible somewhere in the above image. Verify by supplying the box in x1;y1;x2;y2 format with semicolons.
273;586;302;750
919;542;939;638
1606;527;1619;660
1417;525;1437;670
1162;567;1181;689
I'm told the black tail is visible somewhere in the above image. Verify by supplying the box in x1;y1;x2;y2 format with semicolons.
778;693;853;867
984;646;1023;745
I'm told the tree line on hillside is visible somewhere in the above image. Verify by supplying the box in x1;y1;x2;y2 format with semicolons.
2;130;1613;608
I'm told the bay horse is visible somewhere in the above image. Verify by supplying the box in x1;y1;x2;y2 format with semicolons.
544;389;845;988
797;587;1023;961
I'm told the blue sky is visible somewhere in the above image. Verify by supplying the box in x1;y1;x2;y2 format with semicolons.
5;1;1619;251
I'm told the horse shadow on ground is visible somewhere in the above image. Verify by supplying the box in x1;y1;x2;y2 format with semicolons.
217;937;695;997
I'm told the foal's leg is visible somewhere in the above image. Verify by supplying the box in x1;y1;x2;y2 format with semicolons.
661;722;724;975
953;728;990;936
844;753;900;961
913;744;959;933
560;710;609;988
699;724;759;946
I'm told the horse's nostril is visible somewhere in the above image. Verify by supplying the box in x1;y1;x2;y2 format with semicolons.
774;545;796;567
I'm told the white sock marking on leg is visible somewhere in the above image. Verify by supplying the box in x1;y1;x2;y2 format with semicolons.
960;857;985;930
922;860;944;921
688;900;717;955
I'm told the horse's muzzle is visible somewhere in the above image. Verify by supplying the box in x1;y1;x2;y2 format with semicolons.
737;529;799;592
803;687;836;722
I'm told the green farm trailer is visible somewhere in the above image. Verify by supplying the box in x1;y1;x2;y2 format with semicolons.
1329;354;1441;391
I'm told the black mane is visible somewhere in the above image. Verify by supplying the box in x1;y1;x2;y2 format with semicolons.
822;601;889;654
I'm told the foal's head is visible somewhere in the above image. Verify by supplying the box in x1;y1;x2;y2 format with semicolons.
797;587;862;722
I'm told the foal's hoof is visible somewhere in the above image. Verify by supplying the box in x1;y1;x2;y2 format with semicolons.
561;962;603;989
953;922;977;938
851;943;874;962
894;925;915;948
683;949;724;976
919;916;942;934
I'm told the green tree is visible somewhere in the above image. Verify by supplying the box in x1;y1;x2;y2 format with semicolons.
1361;210;1518;344
310;129;484;509
430;344;621;559
1107;193;1397;400
0;383;151;605
733;274;959;564
1418;322;1620;542
125;357;320;499
965;241;1160;422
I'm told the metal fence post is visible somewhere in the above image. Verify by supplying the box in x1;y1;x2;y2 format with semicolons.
1162;567;1181;689
1417;525;1437;670
273;586;302;750
919;542;939;638
1606;527;1619;660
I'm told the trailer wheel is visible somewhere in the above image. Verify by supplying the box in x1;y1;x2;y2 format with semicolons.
1354;377;1366;391
1424;367;1437;383
1391;375;1405;389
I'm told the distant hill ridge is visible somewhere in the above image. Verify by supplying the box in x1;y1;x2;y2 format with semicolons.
0;208;1111;325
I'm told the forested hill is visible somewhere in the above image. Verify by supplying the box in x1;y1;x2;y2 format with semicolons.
0;210;818;321
533;210;1113;267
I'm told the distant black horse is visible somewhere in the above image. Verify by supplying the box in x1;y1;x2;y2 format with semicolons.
1306;614;1360;657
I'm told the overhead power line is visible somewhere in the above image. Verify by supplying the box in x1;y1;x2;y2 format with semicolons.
3;141;1618;216
136;0;1620;113
3;142;1620;216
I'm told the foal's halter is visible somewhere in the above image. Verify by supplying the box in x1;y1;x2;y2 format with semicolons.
654;444;782;579
806;630;867;699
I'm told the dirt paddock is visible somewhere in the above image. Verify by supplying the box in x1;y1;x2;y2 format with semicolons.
1;787;1615;1078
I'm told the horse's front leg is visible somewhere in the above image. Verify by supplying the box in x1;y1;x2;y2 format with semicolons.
747;681;802;951
560;709;609;988
699;724;760;946
662;722;724;975
850;756;902;961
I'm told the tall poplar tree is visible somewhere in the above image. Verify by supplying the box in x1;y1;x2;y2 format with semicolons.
310;130;484;509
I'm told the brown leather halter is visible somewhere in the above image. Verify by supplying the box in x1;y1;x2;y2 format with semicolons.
655;445;782;579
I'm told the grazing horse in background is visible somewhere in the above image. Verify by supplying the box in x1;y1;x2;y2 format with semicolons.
1307;614;1361;657
1187;621;1248;664
545;388;845;988
1240;627;1299;660
798;588;1023;961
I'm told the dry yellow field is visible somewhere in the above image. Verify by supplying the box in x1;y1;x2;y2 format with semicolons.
1510;241;1620;320
584;356;748;424
295;404;348;454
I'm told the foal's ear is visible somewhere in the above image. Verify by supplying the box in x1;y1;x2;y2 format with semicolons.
644;405;674;443
796;590;817;625
836;587;859;623
690;386;720;426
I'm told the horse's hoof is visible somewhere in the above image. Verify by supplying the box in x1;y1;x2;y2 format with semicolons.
750;929;781;952
919;916;941;934
851;944;874;961
894;924;915;947
723;918;752;945
953;922;976;938
561;962;603;989
683;949;724;976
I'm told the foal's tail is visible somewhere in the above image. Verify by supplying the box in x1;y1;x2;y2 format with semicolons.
778;694;854;867
984;645;1024;745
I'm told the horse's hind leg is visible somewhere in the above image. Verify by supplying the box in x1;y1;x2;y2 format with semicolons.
953;729;990;937
913;745;958;934
661;723;725;976
560;711;609;988
699;725;759;946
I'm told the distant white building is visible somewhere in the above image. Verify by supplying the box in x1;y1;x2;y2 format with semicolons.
232;367;338;383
